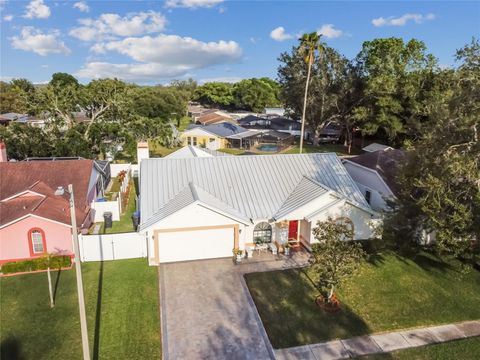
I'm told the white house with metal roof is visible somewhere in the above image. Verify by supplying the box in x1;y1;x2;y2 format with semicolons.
139;153;379;265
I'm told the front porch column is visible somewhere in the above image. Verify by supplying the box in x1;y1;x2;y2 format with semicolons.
233;224;239;249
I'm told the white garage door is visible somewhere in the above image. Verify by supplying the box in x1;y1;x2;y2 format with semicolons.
158;227;234;263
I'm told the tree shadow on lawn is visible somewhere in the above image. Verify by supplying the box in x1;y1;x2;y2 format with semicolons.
246;268;375;349
0;337;26;360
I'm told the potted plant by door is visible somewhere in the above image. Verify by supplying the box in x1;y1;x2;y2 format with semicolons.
233;249;244;263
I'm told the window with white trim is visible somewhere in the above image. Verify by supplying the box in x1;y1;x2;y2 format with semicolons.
31;230;44;253
193;137;198;146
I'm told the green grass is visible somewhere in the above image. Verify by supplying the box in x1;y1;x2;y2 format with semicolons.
282;143;362;155
1;258;161;359
176;116;193;132
361;337;480;359
245;251;480;348
218;148;248;155
101;180;137;234
149;142;181;158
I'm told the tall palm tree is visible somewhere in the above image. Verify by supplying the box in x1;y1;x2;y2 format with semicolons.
298;32;322;153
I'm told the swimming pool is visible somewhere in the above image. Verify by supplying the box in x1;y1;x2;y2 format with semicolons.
258;144;279;152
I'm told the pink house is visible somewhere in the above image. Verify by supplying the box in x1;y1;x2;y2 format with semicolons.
0;156;100;265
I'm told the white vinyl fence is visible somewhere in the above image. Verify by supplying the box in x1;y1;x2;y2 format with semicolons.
79;232;147;262
92;198;121;221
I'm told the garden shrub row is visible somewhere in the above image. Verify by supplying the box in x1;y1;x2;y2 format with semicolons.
1;256;71;274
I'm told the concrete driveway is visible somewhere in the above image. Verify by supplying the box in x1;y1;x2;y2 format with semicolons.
159;258;275;360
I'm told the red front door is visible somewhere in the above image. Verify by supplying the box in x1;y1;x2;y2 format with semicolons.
288;220;298;240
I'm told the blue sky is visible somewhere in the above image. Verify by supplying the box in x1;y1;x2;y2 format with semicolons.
1;0;479;84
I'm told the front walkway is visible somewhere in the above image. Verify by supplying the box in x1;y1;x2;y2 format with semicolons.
275;320;480;360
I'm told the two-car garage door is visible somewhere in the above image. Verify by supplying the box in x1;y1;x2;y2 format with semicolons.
157;226;234;263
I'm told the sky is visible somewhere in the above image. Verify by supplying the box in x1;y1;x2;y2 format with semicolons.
1;0;479;85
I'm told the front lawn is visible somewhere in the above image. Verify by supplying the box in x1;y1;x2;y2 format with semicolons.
1;259;160;359
245;251;480;348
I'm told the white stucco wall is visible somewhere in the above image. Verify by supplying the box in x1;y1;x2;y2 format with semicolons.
308;201;376;241
343;161;394;211
142;203;249;265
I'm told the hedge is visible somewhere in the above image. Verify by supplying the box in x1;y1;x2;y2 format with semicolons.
1;256;72;274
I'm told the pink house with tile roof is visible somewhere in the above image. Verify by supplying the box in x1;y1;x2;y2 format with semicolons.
0;152;102;265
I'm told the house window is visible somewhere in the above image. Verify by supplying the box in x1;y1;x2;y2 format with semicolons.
193;137;198;146
365;190;372;204
28;228;46;256
253;222;272;244
209;138;215;143
187;137;192;145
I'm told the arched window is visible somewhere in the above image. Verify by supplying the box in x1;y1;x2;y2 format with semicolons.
28;228;46;256
253;222;272;244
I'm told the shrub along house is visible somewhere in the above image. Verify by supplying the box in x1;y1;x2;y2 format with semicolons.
0;152;105;265
139;153;378;265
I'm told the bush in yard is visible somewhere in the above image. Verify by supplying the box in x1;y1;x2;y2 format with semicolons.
310;218;365;306
1;255;71;274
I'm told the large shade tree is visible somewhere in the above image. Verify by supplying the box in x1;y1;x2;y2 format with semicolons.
392;38;480;258
353;38;438;142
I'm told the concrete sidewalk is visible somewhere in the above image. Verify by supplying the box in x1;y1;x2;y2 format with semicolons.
275;320;480;359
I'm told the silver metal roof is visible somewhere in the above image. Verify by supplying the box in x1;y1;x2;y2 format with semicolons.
140;153;371;229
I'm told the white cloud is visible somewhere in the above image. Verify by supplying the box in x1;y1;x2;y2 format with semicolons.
372;13;435;27
317;24;344;39
69;11;167;41
73;1;89;13
91;34;242;65
77;34;242;82
11;27;71;56
23;0;50;19
198;76;242;84
3;14;13;21
76;62;191;81
165;0;223;8
270;26;293;41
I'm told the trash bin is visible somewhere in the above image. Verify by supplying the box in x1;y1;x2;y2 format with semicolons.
132;211;140;231
104;212;113;229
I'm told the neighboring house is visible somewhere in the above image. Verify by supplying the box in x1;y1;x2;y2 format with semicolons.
343;149;406;211
139;153;377;265
318;121;343;143
164;145;232;159
195;112;233;126
24;157;111;198
362;143;394;153
181;123;262;150
238;115;302;138
0;158;102;264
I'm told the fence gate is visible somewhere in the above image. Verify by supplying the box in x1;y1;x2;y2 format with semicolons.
79;232;147;262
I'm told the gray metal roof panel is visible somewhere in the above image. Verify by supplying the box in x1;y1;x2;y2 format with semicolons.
140;153;370;227
273;176;329;219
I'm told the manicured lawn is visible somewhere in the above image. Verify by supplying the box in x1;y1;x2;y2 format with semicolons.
245;251;480;348
282;143;362;155
101;180;137;234
362;337;480;359
1;259;160;359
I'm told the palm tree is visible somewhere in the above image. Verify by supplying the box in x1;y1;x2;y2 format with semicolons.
298;32;322;153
